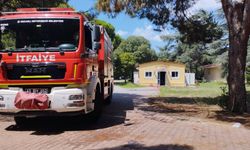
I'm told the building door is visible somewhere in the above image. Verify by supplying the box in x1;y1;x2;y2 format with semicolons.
158;72;166;86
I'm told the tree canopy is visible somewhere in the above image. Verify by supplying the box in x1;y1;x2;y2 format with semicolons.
173;10;224;44
0;0;69;11
114;36;157;80
96;0;196;27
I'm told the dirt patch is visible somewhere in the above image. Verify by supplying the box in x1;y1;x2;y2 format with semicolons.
147;97;250;128
146;97;222;117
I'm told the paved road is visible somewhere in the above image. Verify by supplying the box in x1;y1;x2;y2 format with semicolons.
0;86;250;150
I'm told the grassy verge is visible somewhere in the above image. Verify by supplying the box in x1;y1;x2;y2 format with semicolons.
145;82;250;128
160;82;227;98
115;82;144;88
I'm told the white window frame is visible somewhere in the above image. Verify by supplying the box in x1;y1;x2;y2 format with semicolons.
171;70;179;79
144;71;153;78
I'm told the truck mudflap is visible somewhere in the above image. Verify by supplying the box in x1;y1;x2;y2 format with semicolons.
0;87;89;117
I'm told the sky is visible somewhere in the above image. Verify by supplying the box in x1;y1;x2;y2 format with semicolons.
69;0;222;52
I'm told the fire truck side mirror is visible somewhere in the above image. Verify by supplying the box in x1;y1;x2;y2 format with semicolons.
93;25;101;42
0;54;2;61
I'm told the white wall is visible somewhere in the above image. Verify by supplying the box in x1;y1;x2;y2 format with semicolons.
185;73;195;86
134;71;139;84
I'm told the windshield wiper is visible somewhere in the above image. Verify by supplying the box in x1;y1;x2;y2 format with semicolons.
0;48;15;55
0;48;31;55
0;49;10;52
28;47;58;52
15;47;31;52
0;47;70;53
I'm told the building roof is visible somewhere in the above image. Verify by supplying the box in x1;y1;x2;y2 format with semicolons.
139;61;185;67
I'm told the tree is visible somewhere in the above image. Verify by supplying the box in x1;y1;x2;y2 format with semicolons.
113;34;122;50
116;36;157;63
172;10;223;44
157;46;171;61
118;52;136;82
114;36;157;80
158;34;177;61
96;0;250;114
0;0;69;11
221;0;250;113
176;43;213;79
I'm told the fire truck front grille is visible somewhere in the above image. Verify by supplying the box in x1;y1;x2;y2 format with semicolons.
6;63;66;80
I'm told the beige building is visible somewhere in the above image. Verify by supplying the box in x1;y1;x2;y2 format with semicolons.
135;61;186;87
203;64;223;82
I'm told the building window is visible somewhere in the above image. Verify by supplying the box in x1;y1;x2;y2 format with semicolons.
171;71;179;79
145;72;152;78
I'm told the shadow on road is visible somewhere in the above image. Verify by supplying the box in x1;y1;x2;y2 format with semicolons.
4;93;136;135
98;143;194;150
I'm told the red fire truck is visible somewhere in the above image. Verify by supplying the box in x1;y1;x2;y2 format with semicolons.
0;8;114;124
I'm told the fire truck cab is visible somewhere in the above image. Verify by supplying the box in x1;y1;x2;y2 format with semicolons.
0;8;114;124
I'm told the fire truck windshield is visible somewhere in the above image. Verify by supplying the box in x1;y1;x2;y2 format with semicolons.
0;18;80;52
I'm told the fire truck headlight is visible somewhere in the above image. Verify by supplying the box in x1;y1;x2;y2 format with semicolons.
69;95;83;100
0;96;4;101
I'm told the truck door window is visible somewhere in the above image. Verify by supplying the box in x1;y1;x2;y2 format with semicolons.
84;25;92;51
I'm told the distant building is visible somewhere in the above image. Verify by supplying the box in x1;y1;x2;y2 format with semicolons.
134;61;188;87
203;64;223;82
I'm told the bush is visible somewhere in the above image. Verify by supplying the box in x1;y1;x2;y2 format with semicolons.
247;74;250;84
246;66;250;84
219;85;228;109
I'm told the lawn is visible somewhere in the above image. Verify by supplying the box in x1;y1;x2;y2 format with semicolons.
115;82;144;88
160;82;228;98
160;82;250;98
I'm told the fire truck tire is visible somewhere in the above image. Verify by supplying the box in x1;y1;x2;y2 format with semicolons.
14;116;28;127
88;85;103;121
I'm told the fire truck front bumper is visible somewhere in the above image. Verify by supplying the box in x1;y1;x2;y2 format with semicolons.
0;87;89;117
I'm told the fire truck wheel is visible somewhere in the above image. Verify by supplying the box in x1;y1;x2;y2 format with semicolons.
88;85;103;121
14;116;28;127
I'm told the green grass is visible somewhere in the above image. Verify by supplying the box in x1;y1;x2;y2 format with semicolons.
160;82;227;98
116;82;144;88
158;82;250;107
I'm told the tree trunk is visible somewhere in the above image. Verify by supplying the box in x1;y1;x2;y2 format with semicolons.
227;36;247;113
131;70;134;83
221;0;250;113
